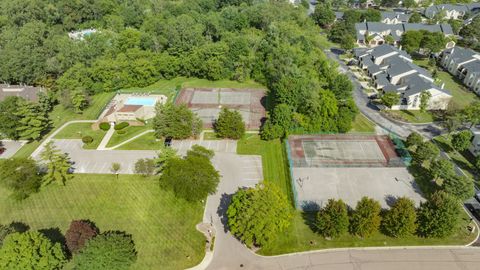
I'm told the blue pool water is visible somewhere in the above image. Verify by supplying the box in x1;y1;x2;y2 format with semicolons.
125;97;156;106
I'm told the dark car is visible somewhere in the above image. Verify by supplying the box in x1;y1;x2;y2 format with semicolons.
0;147;5;155
466;203;480;221
475;192;480;204
164;137;172;147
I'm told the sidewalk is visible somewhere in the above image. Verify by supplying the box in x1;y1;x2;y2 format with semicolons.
96;126;115;150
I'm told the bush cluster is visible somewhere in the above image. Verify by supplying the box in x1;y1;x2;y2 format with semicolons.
114;122;129;130
99;122;110;131
82;136;93;144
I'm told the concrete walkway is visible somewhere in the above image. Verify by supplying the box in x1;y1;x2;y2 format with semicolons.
96;125;115;150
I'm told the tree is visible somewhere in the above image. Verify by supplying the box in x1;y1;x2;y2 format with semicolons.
155;145;178;174
419;91;432;113
214;108;245;139
187;144;215;160
381;92;400;108
463;101;480;127
0;231;66;270
260;119;284;140
381;197;417;237
401;30;424;54
73;231;137;270
134;158;156;177
415;141;439;163
153;103;202;139
110;163;121;175
316;199;349;238
65;220;99;254
406;132;424;149
403;0;416;9
417;191;461;238
0;158;42;200
40;141;72;186
0;223;22;247
227;183;292;247
0;96;22;139
361;10;381;22
160;146;219;201
71;88;89;113
340;34;355;51
409;12;422;23
311;3;335;28
451;130;473;152
443;175;474;201
349;197;382;238
430;158;455;182
14;101;51;141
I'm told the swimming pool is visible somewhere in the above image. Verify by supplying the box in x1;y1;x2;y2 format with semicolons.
125;97;156;106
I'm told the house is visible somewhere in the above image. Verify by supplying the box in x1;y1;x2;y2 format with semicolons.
381;12;411;24
103;94;167;123
469;128;480;156
439;46;480;94
355;22;453;47
424;3;480;20
354;45;452;110
0;84;45;102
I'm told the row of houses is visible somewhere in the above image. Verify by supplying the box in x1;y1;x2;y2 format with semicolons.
355;22;454;47
335;11;411;25
440;46;480;95
425;3;480;20
354;44;452;110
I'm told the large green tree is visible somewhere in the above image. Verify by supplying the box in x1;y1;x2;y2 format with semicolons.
227;183;292;247
414;141;439;164
442;175;474;201
417;191;462;238
214;107;245;139
40;141;72;186
14;101;51;141
381;197;417;237
0;231;66;270
349;197;382;238
381;92;400;109
451;130;473;152
160;145;219;201
73;231;137;270
311;3;335;28
153;103;202;140
0;158;42;200
316;199;349;238
0;96;22;139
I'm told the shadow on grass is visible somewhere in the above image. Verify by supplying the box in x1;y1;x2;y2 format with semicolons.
39;227;66;247
434;138;454;153
407;162;438;197
301;211;318;234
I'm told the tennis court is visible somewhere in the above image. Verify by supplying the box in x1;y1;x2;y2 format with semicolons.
287;134;423;210
175;88;265;129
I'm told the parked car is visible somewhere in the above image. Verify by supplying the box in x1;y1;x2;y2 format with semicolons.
0;146;5;155
164;137;172;147
466;203;480;221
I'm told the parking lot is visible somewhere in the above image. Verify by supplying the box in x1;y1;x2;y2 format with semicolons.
172;139;237;154
0;140;26;159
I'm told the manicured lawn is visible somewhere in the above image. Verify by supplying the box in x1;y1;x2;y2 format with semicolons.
53;123;106;150
236;134;293;203
383;110;435;123
115;132;162;151
14;92;115;157
414;59;479;109
0;174;205;270
259;210;476;255
106;124;153;148
349;113;376;133
203;131;221;140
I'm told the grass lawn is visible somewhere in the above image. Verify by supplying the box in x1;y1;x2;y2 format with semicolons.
349;114;376;133
53;123;106;150
106;124;153;148
203;131;221;140
236;134;293;204
433;135;478;183
0;174;205;270
414;59;480;109
259;210;476;255
115;132;161;151
383;110;435;123
14;92;115;158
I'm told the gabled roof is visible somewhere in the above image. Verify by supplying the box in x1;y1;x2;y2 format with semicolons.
381;12;410;22
371;44;398;58
448;46;478;63
461;60;480;75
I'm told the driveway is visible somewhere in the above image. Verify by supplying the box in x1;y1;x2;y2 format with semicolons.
0;140;26;159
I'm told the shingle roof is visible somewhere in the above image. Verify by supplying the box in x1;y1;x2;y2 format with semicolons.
0;84;44;102
449;46;477;63
381;12;410;22
371;44;398;58
118;105;142;112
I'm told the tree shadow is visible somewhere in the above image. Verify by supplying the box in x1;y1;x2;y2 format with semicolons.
217;193;233;233
434;138;454;153
384;195;398;207
39;227;66;250
9;221;30;233
407;162;438;197
301;211;318;234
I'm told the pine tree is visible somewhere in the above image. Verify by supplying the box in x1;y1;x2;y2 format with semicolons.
40;141;73;186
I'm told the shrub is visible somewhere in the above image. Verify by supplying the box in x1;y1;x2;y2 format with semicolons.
117;130;126;135
381;197;417;237
214;108;245;139
417;191;461;238
349;197;381;238
114;122;129;130
82;136;93;144
316;199;349;238
65;220;99;254
99;122;110;131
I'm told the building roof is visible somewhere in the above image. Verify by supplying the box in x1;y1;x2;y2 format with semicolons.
425;3;473;18
461;60;480;75
117;105;142;113
448;46;478;63
335;12;344;20
381;12;410;22
371;44;398;58
0;84;44;102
